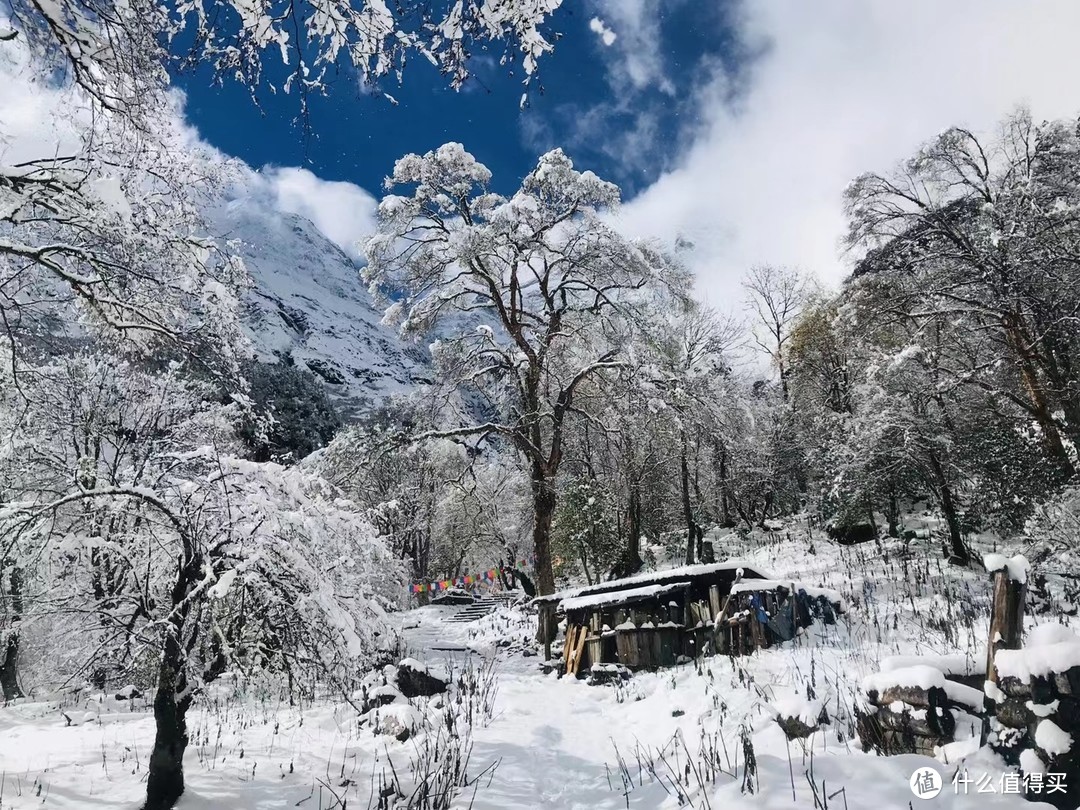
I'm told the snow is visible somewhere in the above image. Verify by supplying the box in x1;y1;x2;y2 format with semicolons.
559;581;691;612
206;567;238;599
1034;719;1072;755
729;577;844;607
534;559;773;606
993;625;1080;682
881;653;981;676
862;665;985;710
983;553;1030;584
209;196;431;417
1;526;1065;810
768;693;823;727
1019;747;1047;776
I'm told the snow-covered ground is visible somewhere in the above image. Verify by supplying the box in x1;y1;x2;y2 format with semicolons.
0;523;1070;809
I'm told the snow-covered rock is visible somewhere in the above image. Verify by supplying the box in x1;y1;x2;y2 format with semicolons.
396;658;449;697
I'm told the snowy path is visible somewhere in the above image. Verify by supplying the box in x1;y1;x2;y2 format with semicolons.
402;607;626;809
400;595;1057;810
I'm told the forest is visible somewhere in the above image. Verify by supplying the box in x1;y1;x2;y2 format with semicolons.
3;1;1080;809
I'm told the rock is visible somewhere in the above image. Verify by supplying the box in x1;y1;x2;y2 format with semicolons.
115;685;142;700
776;714;819;739
998;675;1033;700
522;649;537;658
376;714;412;742
586;663;631;686
367;705;422;743
539;660;566;676
396;659;448;698
672;709;685;718
996;698;1035;730
826;522;876;545
361;684;402;713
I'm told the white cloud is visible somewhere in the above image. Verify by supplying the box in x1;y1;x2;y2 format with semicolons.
615;0;1080;307
588;17;617;47
262;167;378;258
0;21;376;262
587;0;673;94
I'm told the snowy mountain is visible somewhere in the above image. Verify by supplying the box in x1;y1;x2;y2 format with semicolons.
210;196;431;419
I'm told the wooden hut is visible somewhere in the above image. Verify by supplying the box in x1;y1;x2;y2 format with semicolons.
533;560;844;675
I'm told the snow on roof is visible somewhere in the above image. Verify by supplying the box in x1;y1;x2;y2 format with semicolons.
559;582;692;613
533;559;774;606
862;665;984;710
729;578;843;607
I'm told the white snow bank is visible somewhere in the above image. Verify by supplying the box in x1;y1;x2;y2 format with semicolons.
994;625;1080;682
1020;747;1047;776
983;553;1029;584
881;653;981;677
768;694;824;727
862;665;984;710
1034;719;1073;755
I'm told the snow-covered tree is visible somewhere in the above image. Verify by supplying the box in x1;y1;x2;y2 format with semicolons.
0;355;403;810
11;0;565;121
845;110;1080;479
363;144;685;595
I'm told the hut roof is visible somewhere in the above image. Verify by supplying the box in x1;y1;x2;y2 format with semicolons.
730;579;842;605
533;559;774;608
559;581;692;613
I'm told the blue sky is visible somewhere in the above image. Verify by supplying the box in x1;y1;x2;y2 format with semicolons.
173;3;743;199
168;1;1080;304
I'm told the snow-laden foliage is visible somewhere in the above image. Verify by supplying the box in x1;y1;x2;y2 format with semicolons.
0;357;403;692
11;0;563;115
315;401;531;592
0;27;250;377
363;143;688;594
0;354;403;807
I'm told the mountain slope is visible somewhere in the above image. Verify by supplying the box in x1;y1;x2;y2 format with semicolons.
211;196;430;419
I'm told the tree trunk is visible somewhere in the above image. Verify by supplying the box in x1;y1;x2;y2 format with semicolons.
927;451;968;564
577;543;593;585
622;482;644;576
1;562;23;701
144;640;190;810
713;440;733;527
532;476;557;597
885;491;900;538
681;436;695;566
1003;316;1076;478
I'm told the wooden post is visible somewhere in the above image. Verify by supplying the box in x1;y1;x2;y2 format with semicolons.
539;603;556;661
985;569;1025;684
982;565;1026;745
791;582;798;641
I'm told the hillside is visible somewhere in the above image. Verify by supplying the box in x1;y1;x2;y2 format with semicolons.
210;196;430;419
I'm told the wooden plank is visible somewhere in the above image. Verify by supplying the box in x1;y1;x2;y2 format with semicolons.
708;585;721;624
569;624;589;676
587;613;603;667
563;624;578;670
